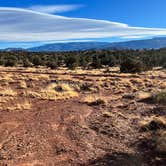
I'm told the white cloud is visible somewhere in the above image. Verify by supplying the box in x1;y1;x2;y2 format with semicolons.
121;35;148;39
28;4;83;14
0;7;166;42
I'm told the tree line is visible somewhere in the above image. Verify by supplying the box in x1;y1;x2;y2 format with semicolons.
0;48;165;73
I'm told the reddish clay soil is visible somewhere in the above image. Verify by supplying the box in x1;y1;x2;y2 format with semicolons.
0;67;165;166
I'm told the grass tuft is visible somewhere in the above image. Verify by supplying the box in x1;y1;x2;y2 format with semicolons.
83;95;107;106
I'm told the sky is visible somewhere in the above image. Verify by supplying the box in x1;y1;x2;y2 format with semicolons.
0;0;166;48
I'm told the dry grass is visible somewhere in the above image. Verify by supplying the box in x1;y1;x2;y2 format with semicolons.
79;83;100;93
159;81;166;89
6;101;31;112
140;116;166;131
19;81;27;89
25;73;49;81
24;91;41;98
136;91;152;101
155;130;166;153
0;74;13;83
24;83;78;100
82;94;107;106
0;88;17;97
130;78;145;89
37;74;50;80
102;111;112;118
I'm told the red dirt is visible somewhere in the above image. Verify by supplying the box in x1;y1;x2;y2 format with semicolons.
0;67;165;166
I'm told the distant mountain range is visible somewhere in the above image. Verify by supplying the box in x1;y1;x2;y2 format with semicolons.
28;37;166;52
29;42;111;52
2;37;166;52
108;37;166;50
2;48;26;52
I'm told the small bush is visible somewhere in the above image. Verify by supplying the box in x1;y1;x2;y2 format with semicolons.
80;83;92;91
0;58;5;66
32;56;43;66
65;55;79;70
23;59;32;67
47;61;58;69
91;56;102;69
120;58;145;73
153;91;166;104
4;59;17;67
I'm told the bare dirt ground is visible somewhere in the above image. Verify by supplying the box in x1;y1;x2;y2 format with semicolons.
0;67;165;166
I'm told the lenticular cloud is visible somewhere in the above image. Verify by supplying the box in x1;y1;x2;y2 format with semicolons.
0;7;166;42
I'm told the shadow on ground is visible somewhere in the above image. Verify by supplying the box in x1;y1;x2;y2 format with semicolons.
83;152;142;166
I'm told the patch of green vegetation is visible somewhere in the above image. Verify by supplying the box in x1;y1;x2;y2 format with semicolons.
0;48;165;70
163;63;166;69
120;58;145;73
153;91;166;104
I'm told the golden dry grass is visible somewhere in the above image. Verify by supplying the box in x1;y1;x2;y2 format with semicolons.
159;81;166;89
19;81;27;89
82;94;107;106
0;74;13;83
0;88;17;97
24;83;78;100
37;74;50;80
102;111;112;118
6;101;31;112
136;91;152;101
140;116;166;131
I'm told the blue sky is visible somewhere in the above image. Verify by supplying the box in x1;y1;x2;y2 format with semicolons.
0;0;166;48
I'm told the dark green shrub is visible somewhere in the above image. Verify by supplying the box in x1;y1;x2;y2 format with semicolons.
79;57;88;68
23;59;32;67
0;58;5;66
4;59;17;67
47;61;58;69
91;56;102;69
32;56;43;66
120;58;145;73
65;55;79;70
101;55;116;67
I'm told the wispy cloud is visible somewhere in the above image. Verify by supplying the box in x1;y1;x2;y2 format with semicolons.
0;7;166;42
28;4;83;14
121;35;148;39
